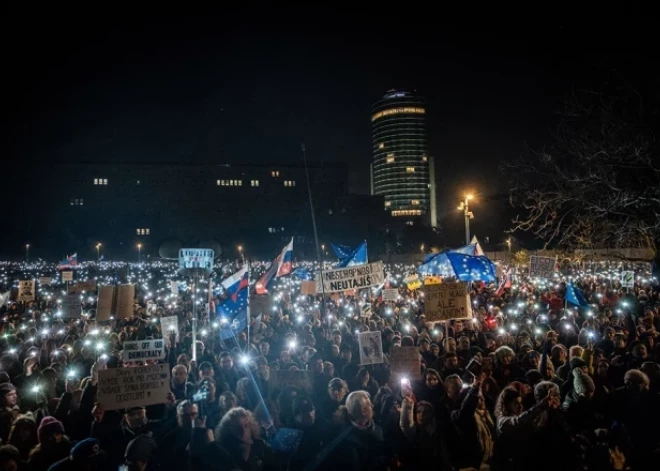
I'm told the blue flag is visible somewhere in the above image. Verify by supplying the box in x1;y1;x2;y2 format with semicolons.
331;243;353;260
336;241;368;267
216;267;249;339
418;252;497;282
291;267;313;280
565;280;589;307
268;428;304;454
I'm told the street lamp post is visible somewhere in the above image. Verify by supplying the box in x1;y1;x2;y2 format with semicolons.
25;244;30;264
506;238;512;253
237;245;244;264
137;243;142;265
96;243;102;263
458;194;474;245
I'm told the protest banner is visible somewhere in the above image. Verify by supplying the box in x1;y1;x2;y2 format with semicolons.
382;288;399;302
122;339;166;363
18;280;35;302
116;284;135;319
269;370;311;393
358;331;384;365
160;316;179;347
529;256;555;279
315;261;384;293
96;286;114;322
423;281;472;321
178;248;214;271
68;280;97;294
39;277;52;285
390;346;421;380
621;271;635;288
170;280;179;296
61;271;73;282
60;294;82;318
405;274;422;290
97;364;170;411
300;280;317;295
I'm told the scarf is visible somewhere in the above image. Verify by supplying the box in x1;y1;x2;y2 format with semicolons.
474;409;495;462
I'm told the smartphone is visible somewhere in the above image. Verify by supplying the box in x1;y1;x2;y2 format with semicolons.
466;358;482;377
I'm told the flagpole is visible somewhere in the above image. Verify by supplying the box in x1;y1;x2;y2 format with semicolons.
302;143;326;317
191;274;198;362
246;255;251;355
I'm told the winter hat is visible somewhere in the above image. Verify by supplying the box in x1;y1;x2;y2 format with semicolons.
572;369;595;396
70;438;100;461
125;435;157;463
37;416;65;444
569;357;587;371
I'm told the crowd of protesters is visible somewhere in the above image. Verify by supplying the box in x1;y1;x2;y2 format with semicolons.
0;260;659;470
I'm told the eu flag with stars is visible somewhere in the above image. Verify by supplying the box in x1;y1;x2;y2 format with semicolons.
418;251;497;282
565;280;589;307
216;266;249;339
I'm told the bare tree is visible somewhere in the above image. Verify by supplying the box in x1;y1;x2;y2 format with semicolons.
503;80;660;262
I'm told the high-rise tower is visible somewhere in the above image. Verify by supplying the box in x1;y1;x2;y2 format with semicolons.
370;90;436;226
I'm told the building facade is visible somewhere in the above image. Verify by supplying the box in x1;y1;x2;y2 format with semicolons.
9;162;387;260
371;90;436;227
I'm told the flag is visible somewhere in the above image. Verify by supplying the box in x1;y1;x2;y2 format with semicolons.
565;280;589;307
217;266;249;339
336;241;368;268
418;252;497;282
276;238;294;277
495;271;512;297
0;291;10;306
268;428;304;454
471;236;485;256
57;253;78;270
291;267;313;280
331;243;353;260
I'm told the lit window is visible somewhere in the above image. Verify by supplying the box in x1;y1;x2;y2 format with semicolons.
371;107;426;122
411;200;420;205
284;180;296;187
384;201;391;207
378;143;385;150
137;180;141;185
217;180;221;186
136;228;150;236
386;155;395;163
271;171;280;177
251;180;260;187
94;178;108;185
392;210;422;217
406;167;415;173
422;156;428;162
70;199;84;206
94;179;98;185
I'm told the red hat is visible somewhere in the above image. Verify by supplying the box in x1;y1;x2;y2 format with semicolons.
37;416;65;444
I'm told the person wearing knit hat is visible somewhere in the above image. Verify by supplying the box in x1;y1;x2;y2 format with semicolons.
125;435;157;471
28;417;71;471
37;417;65;445
48;438;109;471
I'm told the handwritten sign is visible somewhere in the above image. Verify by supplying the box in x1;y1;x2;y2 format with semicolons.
315;261;384;293
529;256;555;279
97;364;170;410
382;288;399;302
39;277;52;285
116;284;135;319
122;339;165;362
68;280;97;294
390;346;421;380
358;332;383;365
61;271;73;282
423;281;472;321
60;294;81;318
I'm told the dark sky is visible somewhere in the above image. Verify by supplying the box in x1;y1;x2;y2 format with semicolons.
4;7;654;247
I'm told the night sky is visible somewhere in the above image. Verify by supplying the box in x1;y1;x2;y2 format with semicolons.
5;8;654;248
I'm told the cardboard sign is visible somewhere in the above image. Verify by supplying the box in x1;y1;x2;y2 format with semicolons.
178;248;214;271
300;280;317;295
96;286;115;322
358;331;384;365
621;271;634;288
39;277;52;285
382;288;399;302
116;284;135;319
405;274;422;290
18;280;35;302
170;281;179;296
424;276;442;285
60;294;81;318
315;261;384;293
97;364;171;411
269;369;311;393
423;281;472;321
68;280;97;294
160;316;179;347
390;346;421;380
62;271;73;282
529;256;555;279
122;339;166;363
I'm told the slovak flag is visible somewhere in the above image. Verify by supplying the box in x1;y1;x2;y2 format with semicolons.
276;238;294;277
217;266;249;320
57;253;78;270
495;271;512;297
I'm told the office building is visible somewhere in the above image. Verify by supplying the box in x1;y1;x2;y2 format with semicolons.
371;90;437;227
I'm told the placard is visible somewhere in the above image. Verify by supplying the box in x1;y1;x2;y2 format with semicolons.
39;277;52;285
178;248;214;271
96;286;115;322
68;280;98;294
423;281;472;321
97;364;171;411
315;261;384;293
269;370;311;393
382;288;399;302
300;280;317;295
405;274;422;290
60;294;81;318
116;284;135;319
358;331;383;365
62;271;73;282
529;256;555;279
18;280;35;302
390;346;421;380
170;281;179;296
621;271;634;288
122;339;166;362
160;316;179;346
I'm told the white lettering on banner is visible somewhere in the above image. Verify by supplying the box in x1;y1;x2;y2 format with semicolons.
178;249;215;271
423;282;472;322
122;339;165;363
315;261;385;293
97;364;170;410
529;256;555;279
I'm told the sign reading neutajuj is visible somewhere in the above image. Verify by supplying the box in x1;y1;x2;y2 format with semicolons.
315;261;384;293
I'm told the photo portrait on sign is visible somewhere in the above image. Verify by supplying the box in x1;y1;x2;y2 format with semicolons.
358;331;384;365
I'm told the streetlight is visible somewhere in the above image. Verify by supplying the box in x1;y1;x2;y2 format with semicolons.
25;244;30;264
506;238;512;253
137;243;142;265
457;194;475;245
96;243;102;262
237;245;245;263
